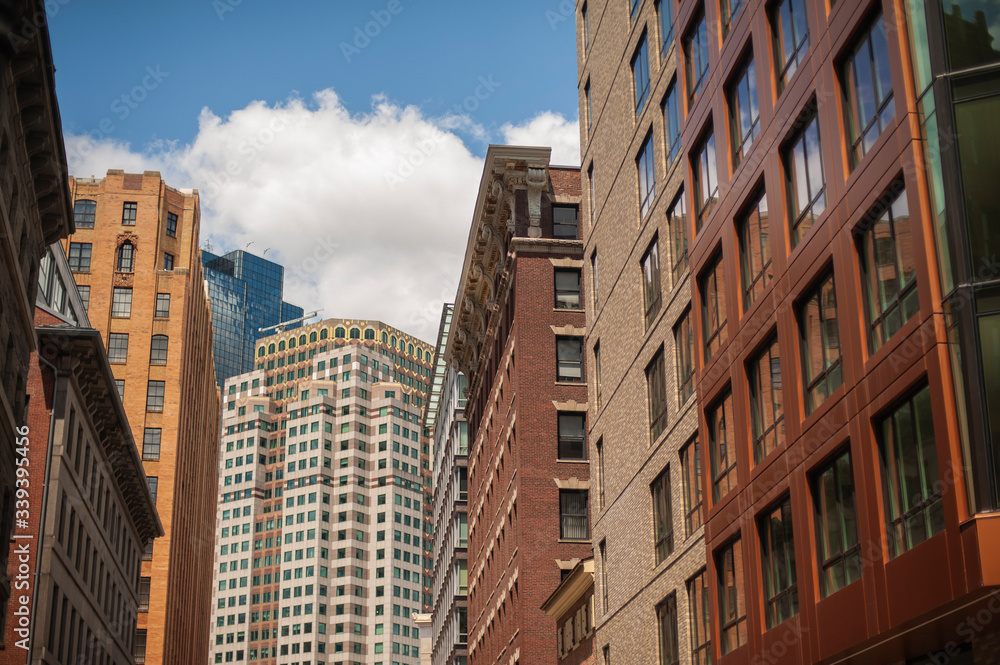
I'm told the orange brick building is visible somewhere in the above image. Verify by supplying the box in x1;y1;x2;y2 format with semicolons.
63;171;220;665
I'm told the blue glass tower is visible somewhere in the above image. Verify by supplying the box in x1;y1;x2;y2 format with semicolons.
202;249;304;388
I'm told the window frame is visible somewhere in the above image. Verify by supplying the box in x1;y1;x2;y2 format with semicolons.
716;537;747;654
759;495;798;629
111;287;133;318
747;334;784;464
633;31;652;115
117;242;135;273
73;199;96;228
657;0;674;57
107;333;129;364
646;347;669;442
674;307;695;404
166;211;178;237
737;188;772;311
146;380;166;412
150;335;169;365
798;271;842;414
641;234;663;328
811;447;861;598
142;428;162;461
687;568;711;665
155;293;171;318
554;268;583;310
727;52;760;170
692;128;718;230
668;190;688;285
122;201;138;226
684;9;710;104
700;251;727;362
637;130;657;218
652;465;674;564
841;12;895;168
557;412;587;461
553;204;580;239
556;336;585;383
709;389;737;503
67;242;92;272
771;0;810;93
559;489;590;540
784;105;826;246
680;437;702;537
656;593;679;665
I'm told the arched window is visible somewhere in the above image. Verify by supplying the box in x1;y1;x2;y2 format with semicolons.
320;329;328;340
268;343;275;354
335;327;346;338
278;340;286;351
309;332;317;343
399;339;406;351
382;332;388;343
364;329;375;340
408;343;414;355
289;337;296;349
117;242;134;272
350;328;361;339
74;200;96;228
391;336;397;347
299;334;306;346
150;335;168;365
258;346;265;358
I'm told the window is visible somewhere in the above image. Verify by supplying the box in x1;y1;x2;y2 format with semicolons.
143;428;161;461
656;594;679;665
680;438;702;536
652;466;673;563
878;384;944;558
556;337;584;383
146;381;165;412
134;629;147;663
582;1;590;51
633;33;651;114
799;272;842;414
590;249;599;308
693;129;718;229
78;285;90;312
122;202;137;225
163;253;174;271
812;448;860;598
646;348;668;442
555;269;582;309
117;242;135;272
657;0;674;55
716;538;746;654
155;293;171;317
771;0;809;92
663;80;682;164
687;569;711;665
630;0;640;20
641;236;662;327
67;242;92;272
738;189;771;310
684;10;709;103
588;162;596;225
709;390;736;502
585;79;592;135
637;130;657;218
108;333;129;363
785;107;826;246
842;14;894;167
166;212;178;237
558;413;586;460
594;342;603;409
150;335;169;365
599;539;608;611
858;184;917;351
721;0;744;38
74;200;96;228
138;576;150;611
759;497;798;628
596;437;605;509
553;204;580;239
674;308;695;404
944;0;1000;70
560;490;589;540
728;55;760;169
668;191;688;285
700;252;727;362
115;379;124;400
748;336;784;463
147;476;158;503
112;287;133;317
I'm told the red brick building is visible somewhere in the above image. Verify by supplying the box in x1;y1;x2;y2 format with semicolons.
447;146;589;665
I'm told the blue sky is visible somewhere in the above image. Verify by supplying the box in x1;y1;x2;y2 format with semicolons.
49;0;580;152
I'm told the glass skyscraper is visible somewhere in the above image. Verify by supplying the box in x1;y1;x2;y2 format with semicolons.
203;249;304;388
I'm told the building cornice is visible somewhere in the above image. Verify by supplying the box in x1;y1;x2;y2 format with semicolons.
541;557;594;618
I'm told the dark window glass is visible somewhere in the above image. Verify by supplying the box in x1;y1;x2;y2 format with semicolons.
155;293;171;318
657;0;674;55
663;80;683;164
630;0;640;20
738;189;771;310
108;333;129;363
681;437;702;536
709;390;737;502
557;413;586;460
728;55;760;169
594;342;603;409
596;437;605;509
111;287;132;318
633;33;651;114
641;236;662;327
843;14;895;167
122;202;137;226
147;476;158;503
693;130;718;229
553;204;580;239
657;594;679;665
684;10;710;103
771;0;809;92
943;0;1000;70
166;212;178;237
799;272;842;414
142;428;161;461
115;379;124;400
163;253;174;271
785;108;826;246
674;308;695;404
582;1;590;50
585;79;593;135
134;628;147;662
556;337;584;383
146;380;165;412
812;448;861;598
652;466;674;563
138;576;150;611
560;490;589;540
117;242;134;272
73;200;96;228
646;348;669;441
555;269;582;309
67;242;92;272
150;335;169;365
716;538;746;654
721;0;745;38
77;285;90;312
748;336;784;464
638;131;657;217
668;191;688;285
687;569;711;665
700;252;727;362
760;496;798;628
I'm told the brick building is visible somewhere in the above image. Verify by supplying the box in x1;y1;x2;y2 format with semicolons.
541;558;595;665
446;146;589;665
578;0;1000;663
64;171;220;664
0;0;74;638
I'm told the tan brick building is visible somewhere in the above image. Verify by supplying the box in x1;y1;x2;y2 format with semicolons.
63;171;220;665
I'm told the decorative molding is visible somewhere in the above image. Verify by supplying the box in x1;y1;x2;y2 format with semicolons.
555;558;582;570
554;477;591;490
526;166;547;238
550;324;586;336
549;257;584;268
552;399;588;412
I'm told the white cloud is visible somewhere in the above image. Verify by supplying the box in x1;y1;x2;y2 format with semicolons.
63;96;577;343
500;111;581;166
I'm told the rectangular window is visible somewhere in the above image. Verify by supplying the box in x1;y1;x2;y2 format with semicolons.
553;204;580;239
166;212;178;237
163;253;175;271
150;336;168;365
716;538;746;654
582;1;590;50
585;79;592;135
633;33;651;114
663;80;682;164
111;287;133;318
588;163;596;226
759;497;798;629
556;337;584;383
641;236;662;327
680;437;702;536
684;10;709;103
134;629;147;663
147;476;158;503
155;293;171;317
693;130;718;229
709;390;737;502
594;341;603;409
142;428;161;461
107;333;129;363
656;594;679;665
657;0;674;55
555;268;582;309
591;249;599;309
785;107;826;247
146;381;166;412
721;0;745;38
637;131;657;218
117;242;134;272
859;184;917;351
748;336;784;463
674;308;695;404
596;437;605;509
843;14;894;167
599;539;608;611
557;412;586;460
73;199;96;228
700;252;727;362
67;242;92;272
630;0;640;19
812;448;861;598
77;285;90;312
668;191;688;285
646;348;668;442
728;55;760;168
652;466;673;564
115;379;124;400
799;272;842;414
121;201;138;226
559;490;589;540
687;569;711;665
771;0;809;92
738;189;772;311
878;384;944;558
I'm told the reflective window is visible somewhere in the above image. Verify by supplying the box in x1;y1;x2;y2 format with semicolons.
799;272;842;414
843;14;895;167
785;108;826;246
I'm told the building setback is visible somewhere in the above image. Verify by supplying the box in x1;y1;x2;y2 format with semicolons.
64;171;221;665
3;244;162;663
580;0;1000;663
446;146;589;665
0;0;74;637
209;319;434;663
